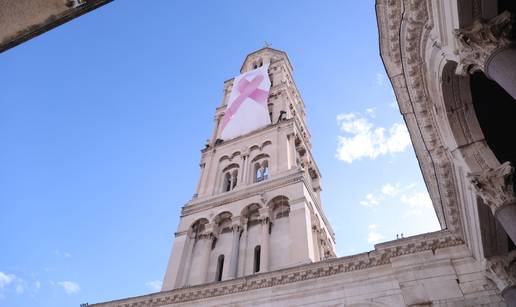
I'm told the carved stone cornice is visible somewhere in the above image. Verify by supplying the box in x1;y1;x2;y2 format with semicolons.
485;251;516;291
455;11;513;75
90;230;464;307
376;0;463;236
468;162;516;216
183;169;303;214
230;217;242;234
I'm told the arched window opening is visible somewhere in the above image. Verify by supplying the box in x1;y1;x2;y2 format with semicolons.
231;170;238;189
254;160;269;183
215;255;224;282
255;163;263;182
262;161;269;180
253;245;261;273
222;165;239;193
223;172;231;192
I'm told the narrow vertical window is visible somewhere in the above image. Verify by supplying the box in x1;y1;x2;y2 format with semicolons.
253;245;261;273
262;161;269;180
216;255;224;282
231;170;238;189
255;163;263;182
224;172;231;192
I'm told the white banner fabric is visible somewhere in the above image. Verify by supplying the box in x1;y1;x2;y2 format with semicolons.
220;64;271;140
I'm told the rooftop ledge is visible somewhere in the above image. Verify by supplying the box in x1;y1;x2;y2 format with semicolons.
88;229;463;307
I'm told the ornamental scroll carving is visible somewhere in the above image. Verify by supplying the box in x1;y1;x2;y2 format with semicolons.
455;11;513;75
468;162;516;215
485;250;516;291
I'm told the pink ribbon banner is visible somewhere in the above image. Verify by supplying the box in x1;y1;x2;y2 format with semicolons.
220;65;271;140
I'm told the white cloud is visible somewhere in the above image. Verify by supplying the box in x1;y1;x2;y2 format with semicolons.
0;272;15;289
400;191;433;217
365;107;376;117
336;112;411;163
145;280;162;291
367;224;384;243
359;193;380;207
57;281;80;294
0;272;26;297
360;182;419;209
381;182;401;196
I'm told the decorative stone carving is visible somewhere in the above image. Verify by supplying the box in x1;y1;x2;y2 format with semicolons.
259;192;267;205
231;217;242;233
455;11;512;75
90;232;464;306
485;251;516;292
468;162;516;215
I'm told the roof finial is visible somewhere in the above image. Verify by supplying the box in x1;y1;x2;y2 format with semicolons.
263;41;271;48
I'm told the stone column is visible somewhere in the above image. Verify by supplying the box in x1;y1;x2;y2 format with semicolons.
485;251;516;306
197;225;216;284
239;155;246;185
210;115;221;144
194;163;205;197
287;133;296;170
469;162;516;244
259;208;271;272
455;11;516;99
227;219;242;279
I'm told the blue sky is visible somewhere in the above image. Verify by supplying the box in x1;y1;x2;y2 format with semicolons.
0;1;440;306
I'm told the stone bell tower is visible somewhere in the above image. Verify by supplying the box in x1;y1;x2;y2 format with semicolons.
161;47;336;291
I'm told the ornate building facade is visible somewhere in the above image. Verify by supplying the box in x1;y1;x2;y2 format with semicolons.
91;1;516;305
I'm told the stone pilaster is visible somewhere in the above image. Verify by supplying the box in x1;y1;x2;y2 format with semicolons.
469;162;516;244
227;218;242;279
259;208;271;272
198;224;217;284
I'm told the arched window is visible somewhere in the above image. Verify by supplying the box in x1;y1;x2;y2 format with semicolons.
231;170;238;189
262;161;269;180
221;164;239;192
223;172;231;192
253;245;261;273
255;163;263;182
215;255;224;281
254;160;269;183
